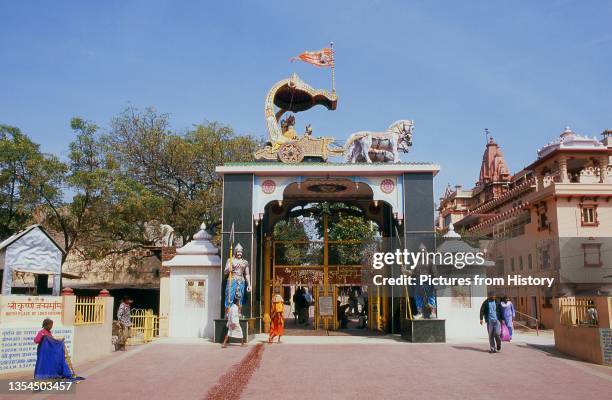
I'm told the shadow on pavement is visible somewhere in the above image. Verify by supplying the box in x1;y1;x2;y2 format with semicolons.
451;345;490;353
516;343;577;361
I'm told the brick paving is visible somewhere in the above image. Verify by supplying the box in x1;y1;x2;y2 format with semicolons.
1;335;610;400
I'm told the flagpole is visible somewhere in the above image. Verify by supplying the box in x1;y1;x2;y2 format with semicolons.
330;41;335;93
227;223;234;316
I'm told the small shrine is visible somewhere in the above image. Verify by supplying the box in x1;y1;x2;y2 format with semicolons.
0;225;65;296
162;223;221;339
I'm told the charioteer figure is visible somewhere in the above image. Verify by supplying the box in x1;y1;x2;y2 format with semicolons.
224;243;251;311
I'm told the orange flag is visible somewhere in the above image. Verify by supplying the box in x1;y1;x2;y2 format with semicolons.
290;48;334;67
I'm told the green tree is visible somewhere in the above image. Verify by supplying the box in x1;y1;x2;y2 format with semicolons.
105;107;261;241
0;124;67;240
35;118;109;262
0;125;40;237
329;214;376;265
273;218;311;265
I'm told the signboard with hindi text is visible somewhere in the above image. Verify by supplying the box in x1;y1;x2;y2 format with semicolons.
601;328;612;366
318;296;334;316
0;326;73;373
0;295;63;325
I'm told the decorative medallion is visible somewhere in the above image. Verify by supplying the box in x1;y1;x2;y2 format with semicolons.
261;179;276;194
380;179;395;194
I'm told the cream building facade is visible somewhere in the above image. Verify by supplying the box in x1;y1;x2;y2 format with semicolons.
439;128;612;328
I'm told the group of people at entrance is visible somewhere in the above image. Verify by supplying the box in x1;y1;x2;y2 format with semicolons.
479;295;515;353
292;287;313;325
222;293;285;347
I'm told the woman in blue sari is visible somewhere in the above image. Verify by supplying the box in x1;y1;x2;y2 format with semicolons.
33;319;82;381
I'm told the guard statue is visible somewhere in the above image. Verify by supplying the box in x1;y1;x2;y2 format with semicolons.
224;243;251;309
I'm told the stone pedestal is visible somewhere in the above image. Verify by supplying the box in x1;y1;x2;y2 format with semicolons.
401;319;446;343
214;318;257;343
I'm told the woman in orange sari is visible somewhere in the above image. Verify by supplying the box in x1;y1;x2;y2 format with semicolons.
269;294;284;344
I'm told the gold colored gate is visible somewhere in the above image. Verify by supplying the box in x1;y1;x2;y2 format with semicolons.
129;309;159;344
263;213;382;332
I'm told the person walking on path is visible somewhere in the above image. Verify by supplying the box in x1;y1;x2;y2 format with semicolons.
479;295;504;353
293;287;302;325
500;296;516;339
116;295;133;351
222;297;245;348
301;288;313;326
269;294;284;344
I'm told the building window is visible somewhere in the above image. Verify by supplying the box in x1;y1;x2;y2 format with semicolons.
528;253;533;270
538;241;552;270
536;204;549;231
510;257;515;272
580;205;599;226
444;214;452;227
495;258;504;276
494;212;531;239
582;243;602;267
519;256;524;271
542;297;552;309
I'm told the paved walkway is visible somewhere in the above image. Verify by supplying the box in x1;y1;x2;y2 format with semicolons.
1;334;610;400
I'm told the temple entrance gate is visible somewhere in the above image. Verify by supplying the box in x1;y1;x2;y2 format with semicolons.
214;73;439;338
216;163;439;335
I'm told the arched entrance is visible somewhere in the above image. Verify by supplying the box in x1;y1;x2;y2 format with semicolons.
265;202;384;333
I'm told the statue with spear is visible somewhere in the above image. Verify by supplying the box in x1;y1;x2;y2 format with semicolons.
224;223;251;315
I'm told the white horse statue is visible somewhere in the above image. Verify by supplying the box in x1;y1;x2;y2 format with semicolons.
343;120;414;163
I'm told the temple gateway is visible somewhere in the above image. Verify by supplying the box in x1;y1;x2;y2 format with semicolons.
164;72;488;342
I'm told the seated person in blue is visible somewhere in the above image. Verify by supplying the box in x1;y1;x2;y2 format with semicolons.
33;318;83;381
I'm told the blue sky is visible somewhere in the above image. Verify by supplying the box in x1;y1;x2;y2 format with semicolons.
1;1;611;204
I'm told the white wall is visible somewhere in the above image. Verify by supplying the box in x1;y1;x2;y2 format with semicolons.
72;296;114;363
438;294;488;340
436;266;489;340
169;266;220;339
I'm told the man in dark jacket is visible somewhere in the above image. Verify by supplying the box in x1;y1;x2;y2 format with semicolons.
479;295;504;353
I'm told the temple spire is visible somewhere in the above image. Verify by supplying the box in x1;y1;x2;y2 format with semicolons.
478;135;510;186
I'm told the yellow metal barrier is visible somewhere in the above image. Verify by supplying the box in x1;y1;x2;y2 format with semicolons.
129;309;159;344
559;297;598;327
74;296;105;325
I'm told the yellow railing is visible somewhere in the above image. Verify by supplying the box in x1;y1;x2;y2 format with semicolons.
129;309;160;344
559;297;598;327
74;296;105;325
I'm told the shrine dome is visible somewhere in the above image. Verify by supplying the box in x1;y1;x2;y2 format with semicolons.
537;126;605;159
163;223;220;267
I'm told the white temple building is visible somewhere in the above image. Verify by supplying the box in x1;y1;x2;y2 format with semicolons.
162;223;221;339
0;225;64;296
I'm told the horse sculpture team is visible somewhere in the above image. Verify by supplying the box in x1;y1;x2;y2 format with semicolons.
343;119;414;163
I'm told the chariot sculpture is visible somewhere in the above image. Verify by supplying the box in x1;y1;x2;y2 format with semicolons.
255;73;413;163
255;73;344;163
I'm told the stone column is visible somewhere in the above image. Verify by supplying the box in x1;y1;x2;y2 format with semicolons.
559;156;568;183
61;287;76;326
535;169;545;190
220;174;254;318
600;156;609;183
402;173;436;333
